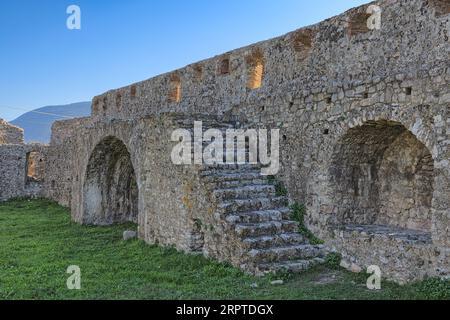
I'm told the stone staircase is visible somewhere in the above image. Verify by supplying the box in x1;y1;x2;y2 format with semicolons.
192;116;327;275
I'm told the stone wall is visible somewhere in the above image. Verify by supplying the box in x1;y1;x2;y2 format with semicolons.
0;118;23;145
66;115;208;253
1;0;449;283
0;119;48;201
41;118;93;207
0;144;48;201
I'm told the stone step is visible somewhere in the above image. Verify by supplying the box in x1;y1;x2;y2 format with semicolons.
257;257;326;274
218;197;288;214
215;179;269;188
201;163;263;171
202;170;269;188
247;244;326;264
225;208;291;224
242;232;307;250
201;170;263;179
235;220;298;238
213;185;275;201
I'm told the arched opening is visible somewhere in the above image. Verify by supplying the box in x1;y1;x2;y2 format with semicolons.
218;56;230;75
83;136;138;225
329;120;434;238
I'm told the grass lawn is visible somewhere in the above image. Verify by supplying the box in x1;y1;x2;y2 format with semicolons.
0;199;448;300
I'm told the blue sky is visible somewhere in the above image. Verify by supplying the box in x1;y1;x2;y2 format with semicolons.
0;0;369;121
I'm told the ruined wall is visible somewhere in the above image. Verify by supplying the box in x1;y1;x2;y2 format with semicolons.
0;119;48;201
0;119;24;145
36;0;450;282
0;144;48;201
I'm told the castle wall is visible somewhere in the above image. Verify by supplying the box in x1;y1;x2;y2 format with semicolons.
8;0;449;282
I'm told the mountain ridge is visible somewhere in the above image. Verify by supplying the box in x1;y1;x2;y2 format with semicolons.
10;102;91;143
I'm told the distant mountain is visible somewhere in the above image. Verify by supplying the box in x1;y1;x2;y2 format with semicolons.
11;102;91;144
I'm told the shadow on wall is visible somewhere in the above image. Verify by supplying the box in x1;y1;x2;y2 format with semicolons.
329;120;435;233
83;136;138;225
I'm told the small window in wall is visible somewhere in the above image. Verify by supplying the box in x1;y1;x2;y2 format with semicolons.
348;9;372;36
430;0;450;17
102;96;108;113
218;57;230;75
246;49;265;90
26;151;45;182
168;74;181;103
193;64;203;82
292;29;313;60
130;85;137;98
115;91;122;108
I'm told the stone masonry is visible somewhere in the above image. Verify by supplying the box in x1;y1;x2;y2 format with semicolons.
0;118;23;145
0;0;449;283
0;119;47;201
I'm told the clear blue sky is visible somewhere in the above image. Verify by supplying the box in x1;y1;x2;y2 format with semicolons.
0;0;369;121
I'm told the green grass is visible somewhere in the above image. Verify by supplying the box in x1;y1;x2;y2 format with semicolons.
0;199;447;300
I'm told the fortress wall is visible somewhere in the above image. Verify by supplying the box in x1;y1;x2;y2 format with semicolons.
83;0;449;213
90;0;449;124
39;0;449;282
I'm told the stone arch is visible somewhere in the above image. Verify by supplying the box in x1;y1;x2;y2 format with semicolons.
329;119;435;233
82;136;138;225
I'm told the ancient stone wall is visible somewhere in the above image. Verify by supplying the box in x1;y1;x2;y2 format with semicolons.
2;0;448;283
41;118;93;207
0;118;24;145
0;119;49;201
65;115;207;253
0;144;48;201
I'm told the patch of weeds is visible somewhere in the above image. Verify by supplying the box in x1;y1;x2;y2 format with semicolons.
267;270;293;283
415;278;450;299
290;203;324;245
266;176;287;197
325;252;342;269
275;182;287;197
194;218;203;230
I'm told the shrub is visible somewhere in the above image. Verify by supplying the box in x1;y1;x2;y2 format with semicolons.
325;252;342;269
415;278;450;299
267;175;288;197
290;203;324;245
